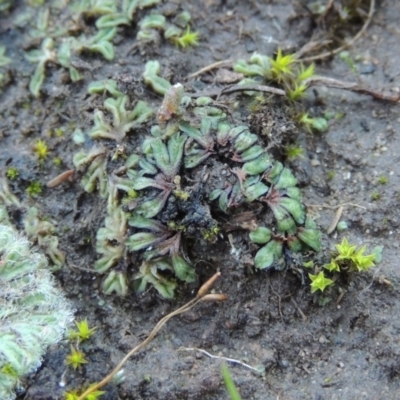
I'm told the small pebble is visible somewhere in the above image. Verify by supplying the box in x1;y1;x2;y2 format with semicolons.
280;359;290;368
319;335;327;344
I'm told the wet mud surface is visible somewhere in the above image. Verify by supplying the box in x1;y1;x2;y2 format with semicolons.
1;1;400;399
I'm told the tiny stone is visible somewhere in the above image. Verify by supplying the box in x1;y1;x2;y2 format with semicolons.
319;335;327;344
280;359;290;368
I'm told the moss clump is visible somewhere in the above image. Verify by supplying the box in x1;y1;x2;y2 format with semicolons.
77;80;321;296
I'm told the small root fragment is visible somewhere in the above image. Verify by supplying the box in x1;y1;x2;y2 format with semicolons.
47;169;75;188
186;59;233;80
327;206;343;235
179;347;264;375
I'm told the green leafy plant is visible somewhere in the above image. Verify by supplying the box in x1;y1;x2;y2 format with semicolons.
377;175;388;185
172;27;199;48
57;39;82;82
309;271;334;293
0;177;20;207
0;0;12;12
324;237;378;273
90;0;161;29
89;95;153;141
25;37;56;97
0;221;74;400
221;364;242;400
66;346;88;370
33;139;49;159
286;144;304;160
64;387;104;400
371;191;381;201
299;113;328;133
88;79;124;98
72;28;117;61
82;80;321;296
233;51;315;99
0;46;11;67
270;48;296;81
143;60;171;95
26;181;43;197
306;238;381;295
5;167;18;181
68;320;97;343
24;207;65;269
74;148;109;198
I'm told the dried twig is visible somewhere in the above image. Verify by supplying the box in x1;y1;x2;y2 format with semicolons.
290;298;307;322
179;347;264;375
327;205;343;235
184;84;285;99
217;83;286;100
307;202;366;211
186;59;233;80
186;76;398;103
76;273;226;400
317;0;335;22
303;76;400;102
300;0;376;62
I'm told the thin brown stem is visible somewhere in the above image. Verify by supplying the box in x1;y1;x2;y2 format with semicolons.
76;273;225;400
186;59;233;80
300;0;375;62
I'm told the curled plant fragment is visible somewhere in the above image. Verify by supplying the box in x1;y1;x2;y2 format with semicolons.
157;83;184;123
0;176;21;207
139;13;166;31
76;152;108;198
71;0;117;17
73;28;117;61
250;227;283;270
57;39;82;82
96;13;130;29
89;96;153;141
233;53;271;78
88;79;124;97
23;207;65;270
25;37;56;97
102;270;128;296
150;133;186;179
143;60;171;95
171;253;196;283
133;260;177;299
0;46;11;67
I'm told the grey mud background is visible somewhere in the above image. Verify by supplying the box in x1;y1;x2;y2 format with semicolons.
1;0;400;399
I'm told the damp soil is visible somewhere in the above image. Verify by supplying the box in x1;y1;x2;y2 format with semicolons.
1;1;400;399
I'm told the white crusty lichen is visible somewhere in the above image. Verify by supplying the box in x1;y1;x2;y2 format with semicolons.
0;223;74;400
